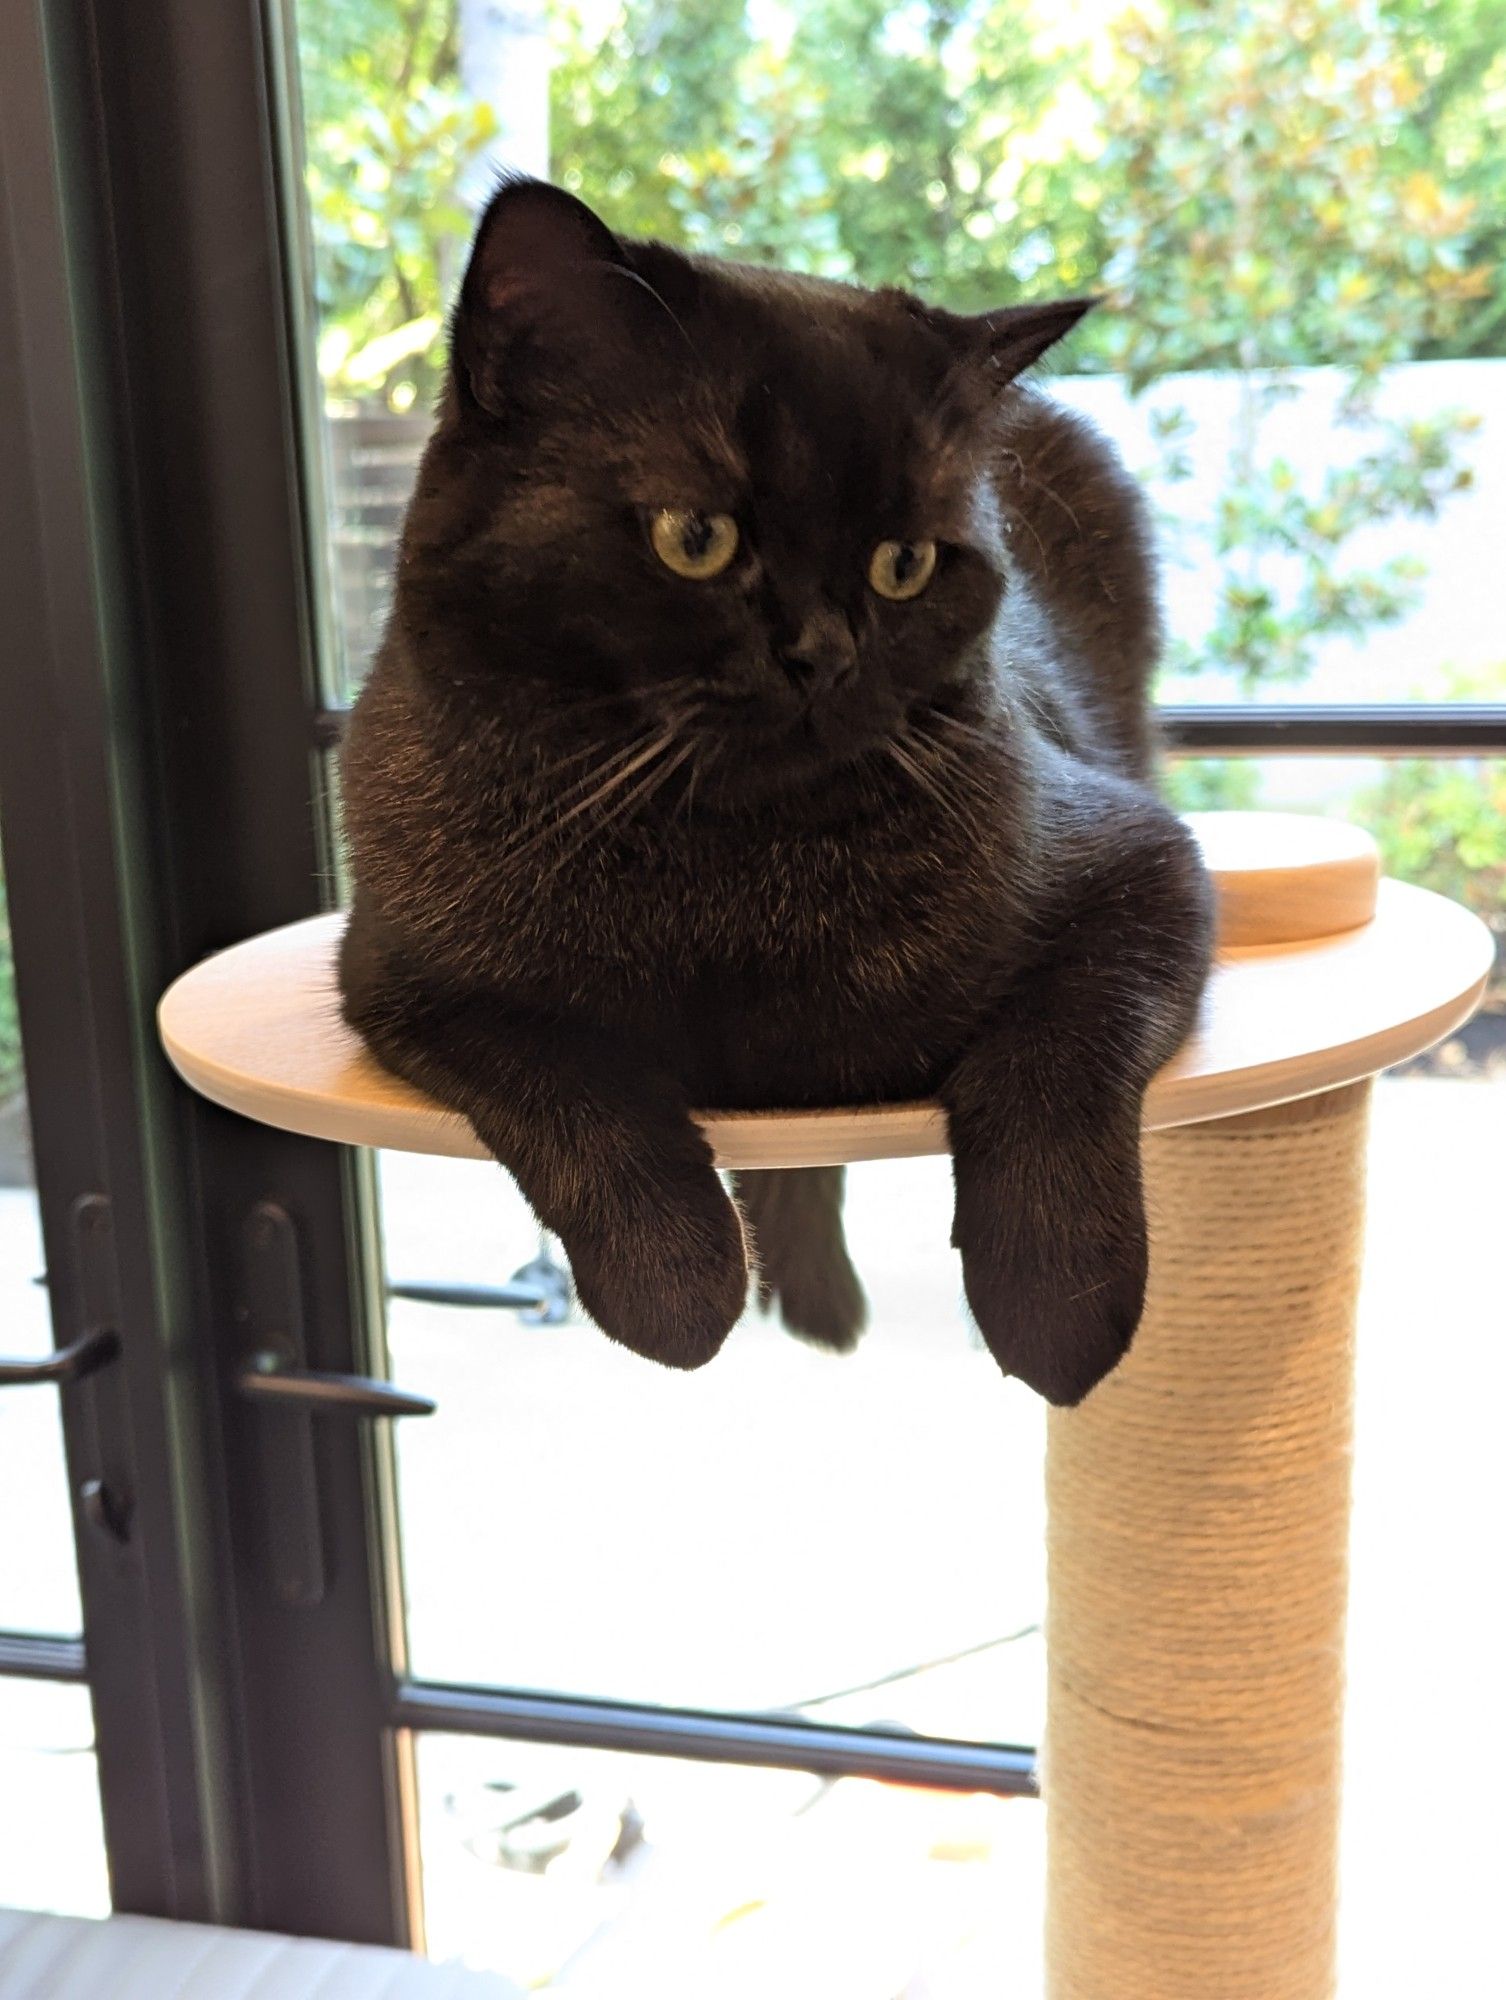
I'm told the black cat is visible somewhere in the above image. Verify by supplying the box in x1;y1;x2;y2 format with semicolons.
339;176;1214;1406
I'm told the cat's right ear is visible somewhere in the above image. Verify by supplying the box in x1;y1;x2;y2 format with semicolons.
452;176;655;418
968;298;1101;384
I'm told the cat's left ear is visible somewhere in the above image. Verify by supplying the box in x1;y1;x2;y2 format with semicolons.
950;297;1101;387
451;175;678;418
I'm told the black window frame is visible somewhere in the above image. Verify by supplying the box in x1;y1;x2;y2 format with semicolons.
1;0;1500;1953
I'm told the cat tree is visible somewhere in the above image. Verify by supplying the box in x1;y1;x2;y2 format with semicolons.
158;812;1490;2000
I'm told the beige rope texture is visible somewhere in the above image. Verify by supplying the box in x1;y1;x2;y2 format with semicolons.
1044;1083;1371;2000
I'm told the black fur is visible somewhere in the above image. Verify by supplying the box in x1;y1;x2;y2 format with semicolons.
339;177;1214;1405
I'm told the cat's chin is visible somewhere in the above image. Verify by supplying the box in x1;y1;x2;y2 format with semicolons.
688;731;899;817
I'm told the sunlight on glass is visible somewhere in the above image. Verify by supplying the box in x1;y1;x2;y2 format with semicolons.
0;1683;109;1918
0;847;84;1638
416;1732;1042;1995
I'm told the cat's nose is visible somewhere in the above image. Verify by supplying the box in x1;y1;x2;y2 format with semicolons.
777;609;857;692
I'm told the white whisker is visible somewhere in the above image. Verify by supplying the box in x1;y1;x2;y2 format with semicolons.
888;720;993;853
492;728;670;875
534;734;697;888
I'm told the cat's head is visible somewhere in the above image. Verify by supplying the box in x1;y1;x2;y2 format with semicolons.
397;176;1092;800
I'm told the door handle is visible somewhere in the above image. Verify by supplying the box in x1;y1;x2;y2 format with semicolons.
0;1326;119;1387
236;1350;434;1417
238;1199;435;1609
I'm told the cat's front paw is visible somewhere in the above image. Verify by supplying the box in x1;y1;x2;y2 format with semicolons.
565;1171;750;1371
952;1141;1148;1406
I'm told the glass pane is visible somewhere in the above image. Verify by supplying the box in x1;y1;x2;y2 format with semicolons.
284;0;1506;1971
0;1680;109;1917
386;1150;1044;1740
288;1;1503;706
0;854;83;1638
415;1731;1041;1992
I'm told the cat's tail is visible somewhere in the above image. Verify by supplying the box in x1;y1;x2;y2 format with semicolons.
732;1166;868;1354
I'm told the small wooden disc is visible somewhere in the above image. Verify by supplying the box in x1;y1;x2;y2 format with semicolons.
1184;811;1380;945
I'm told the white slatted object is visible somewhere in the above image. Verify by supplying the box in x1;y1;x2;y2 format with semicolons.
0;1907;524;2000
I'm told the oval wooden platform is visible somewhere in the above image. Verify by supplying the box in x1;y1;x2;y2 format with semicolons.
157;814;1492;1172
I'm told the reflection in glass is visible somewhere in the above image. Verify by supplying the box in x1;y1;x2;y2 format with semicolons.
416;1730;1041;1993
0;1681;109;1918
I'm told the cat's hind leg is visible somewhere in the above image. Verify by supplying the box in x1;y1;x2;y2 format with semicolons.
734;1165;868;1354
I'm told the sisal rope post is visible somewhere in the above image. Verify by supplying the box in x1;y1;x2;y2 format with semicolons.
1044;1082;1371;2000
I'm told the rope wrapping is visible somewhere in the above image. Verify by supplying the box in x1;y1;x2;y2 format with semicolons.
1044;1083;1371;2000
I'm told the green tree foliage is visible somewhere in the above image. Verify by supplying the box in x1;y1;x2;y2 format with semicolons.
1086;0;1487;693
302;0;1501;399
286;0;1503;957
784;0;1085;307
549;1;1097;308
1362;757;1506;930
298;0;496;409
1160;759;1261;814
1387;0;1506;359
1092;1;1490;386
550;2;783;253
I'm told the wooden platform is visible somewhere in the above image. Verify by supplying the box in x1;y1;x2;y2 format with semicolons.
157;814;1492;1171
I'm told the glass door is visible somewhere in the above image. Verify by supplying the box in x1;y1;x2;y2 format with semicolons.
2;0;1502;1989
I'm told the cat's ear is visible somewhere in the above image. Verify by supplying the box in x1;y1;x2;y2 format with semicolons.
950;297;1101;387
452;176;667;416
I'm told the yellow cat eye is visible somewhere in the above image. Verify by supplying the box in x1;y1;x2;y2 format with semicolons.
868;538;938;601
649;508;740;579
